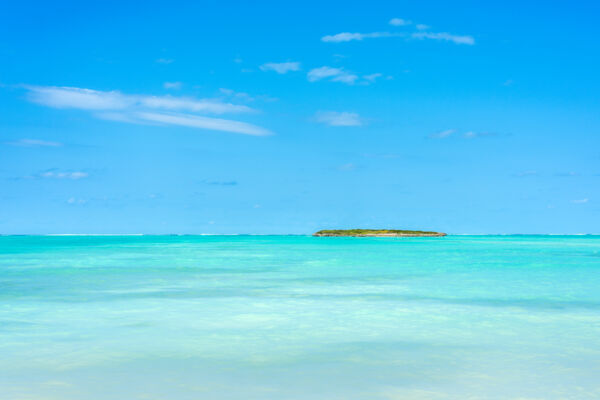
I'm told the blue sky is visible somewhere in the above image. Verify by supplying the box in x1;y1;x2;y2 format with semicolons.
1;0;599;234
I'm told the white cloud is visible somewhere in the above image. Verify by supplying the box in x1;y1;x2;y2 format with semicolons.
133;112;271;136
572;198;589;204
429;129;498;139
316;111;363;127
25;86;252;114
307;66;358;84
338;163;357;171
259;62;301;74
67;197;87;205
23;85;271;136
332;74;359;84
321;32;399;43
26;86;131;110
555;171;579;177
156;58;174;64
322;32;363;42
323;31;474;46
389;18;411;26
5;139;62;147
95;112;150;125
429;129;456;139
32;171;88;180
308;66;343;81
412;32;475;45
324;21;475;46
363;73;383;83
138;95;251;114
463;131;497;138
219;88;253;101
163;81;182;90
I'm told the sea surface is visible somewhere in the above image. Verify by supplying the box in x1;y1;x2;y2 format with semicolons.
1;235;599;399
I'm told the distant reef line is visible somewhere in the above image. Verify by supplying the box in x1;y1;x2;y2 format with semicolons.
313;229;447;237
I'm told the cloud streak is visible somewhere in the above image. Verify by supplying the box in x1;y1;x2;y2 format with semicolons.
322;18;474;46
202;179;238;186
463;131;498;138
5;139;63;147
307;66;360;84
25;86;252;114
363;73;383;83
23;170;89;180
321;32;402;43
163;81;182;90
134;112;271;136
572;198;589;204
412;32;475;45
323;30;474;45
429;130;499;139
389;18;411;26
23;85;271;136
260;62;301;74
429;129;456;139
316;111;363;127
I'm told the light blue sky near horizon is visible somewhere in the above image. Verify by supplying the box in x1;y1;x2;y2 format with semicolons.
1;0;599;234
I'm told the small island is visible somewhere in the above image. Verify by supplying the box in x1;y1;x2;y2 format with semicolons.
313;229;447;237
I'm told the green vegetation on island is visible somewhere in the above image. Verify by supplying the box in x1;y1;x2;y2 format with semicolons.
313;229;446;237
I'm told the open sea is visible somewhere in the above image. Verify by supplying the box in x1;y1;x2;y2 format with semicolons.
1;235;599;399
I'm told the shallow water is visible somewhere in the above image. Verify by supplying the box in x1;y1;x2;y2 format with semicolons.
1;235;599;399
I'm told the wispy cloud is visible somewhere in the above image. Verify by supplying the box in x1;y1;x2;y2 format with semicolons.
412;32;475;45
219;87;253;101
337;163;357;171
5;139;63;147
156;58;174;64
26;86;131;110
429;129;456;139
389;18;411;26
463;131;497;138
260;62;301;74
219;88;277;103
316;111;363;127
24;169;89;180
23;85;271;136
67;197;87;205
131;112;271;136
307;66;358;84
363;73;383;83
429;130;501;139
555;172;579;177
321;32;401;43
202;179;238;186
323;19;474;46
25;86;252;114
163;81;182;90
572;198;589;204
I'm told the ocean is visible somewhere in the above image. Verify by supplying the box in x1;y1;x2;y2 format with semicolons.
1;235;599;399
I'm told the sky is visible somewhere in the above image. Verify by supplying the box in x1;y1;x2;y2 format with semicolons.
1;0;599;234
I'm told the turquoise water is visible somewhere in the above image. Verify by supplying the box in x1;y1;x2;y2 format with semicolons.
1;235;600;399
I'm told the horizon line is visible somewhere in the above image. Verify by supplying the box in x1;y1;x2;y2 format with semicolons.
1;233;599;237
